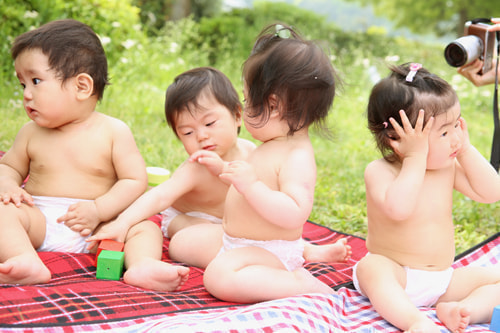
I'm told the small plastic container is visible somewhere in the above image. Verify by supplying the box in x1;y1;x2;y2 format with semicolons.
146;166;170;189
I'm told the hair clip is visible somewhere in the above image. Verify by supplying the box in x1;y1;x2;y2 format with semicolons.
405;63;422;82
275;24;291;39
383;121;388;128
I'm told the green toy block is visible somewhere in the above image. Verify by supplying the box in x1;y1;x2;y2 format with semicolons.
95;239;124;264
96;250;124;280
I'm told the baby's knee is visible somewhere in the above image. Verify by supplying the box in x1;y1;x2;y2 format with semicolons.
127;219;161;238
0;203;45;235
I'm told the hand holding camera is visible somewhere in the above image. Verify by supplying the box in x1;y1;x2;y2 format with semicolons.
446;18;499;86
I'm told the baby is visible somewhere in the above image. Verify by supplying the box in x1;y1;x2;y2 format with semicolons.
353;63;500;332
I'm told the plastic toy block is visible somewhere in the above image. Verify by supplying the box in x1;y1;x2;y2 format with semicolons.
95;239;124;264
96;250;124;280
491;305;500;332
97;239;124;257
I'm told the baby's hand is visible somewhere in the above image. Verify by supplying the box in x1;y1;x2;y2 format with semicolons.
0;185;34;207
85;220;128;251
189;150;224;176
219;160;257;194
389;109;434;160
457;117;472;156
57;201;100;236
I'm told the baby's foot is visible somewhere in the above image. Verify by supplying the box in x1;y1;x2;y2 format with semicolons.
0;253;51;285
404;317;441;333
304;238;352;263
123;257;189;292
436;302;470;333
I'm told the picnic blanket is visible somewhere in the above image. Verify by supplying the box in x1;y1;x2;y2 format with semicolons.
0;151;498;332
1;219;498;332
0;217;367;331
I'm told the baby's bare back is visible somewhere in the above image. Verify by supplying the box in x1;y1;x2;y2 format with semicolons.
224;135;315;241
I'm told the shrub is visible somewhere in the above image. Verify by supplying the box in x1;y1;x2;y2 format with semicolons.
0;0;146;81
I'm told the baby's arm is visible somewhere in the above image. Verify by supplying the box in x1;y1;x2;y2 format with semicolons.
94;120;148;221
454;117;500;202
86;161;199;246
376;110;434;220
220;155;313;230
59;120;147;235
0;124;34;207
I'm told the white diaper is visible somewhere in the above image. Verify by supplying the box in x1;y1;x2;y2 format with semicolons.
352;256;453;307
403;266;453;307
34;196;92;253
160;206;222;237
219;233;305;271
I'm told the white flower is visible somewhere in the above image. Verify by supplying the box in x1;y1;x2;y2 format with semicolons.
121;39;136;49
23;11;39;19
385;55;400;63
170;42;179;53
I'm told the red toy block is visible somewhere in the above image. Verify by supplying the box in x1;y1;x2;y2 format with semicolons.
95;239;124;264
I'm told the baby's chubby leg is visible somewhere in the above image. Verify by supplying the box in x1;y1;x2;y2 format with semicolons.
0;203;50;285
355;254;440;332
436;265;500;332
122;220;189;292
204;246;334;303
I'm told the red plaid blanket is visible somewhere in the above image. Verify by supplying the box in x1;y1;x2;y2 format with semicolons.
0;213;367;330
2;226;498;332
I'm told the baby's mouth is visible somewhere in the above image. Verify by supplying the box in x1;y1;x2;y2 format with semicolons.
203;145;216;151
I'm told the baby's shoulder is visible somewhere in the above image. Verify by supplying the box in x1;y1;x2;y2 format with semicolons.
95;113;131;132
365;158;399;180
237;138;257;157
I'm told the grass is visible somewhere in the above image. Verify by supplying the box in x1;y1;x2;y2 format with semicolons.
0;23;499;255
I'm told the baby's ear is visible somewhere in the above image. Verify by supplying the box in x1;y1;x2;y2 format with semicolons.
75;73;94;100
268;94;281;117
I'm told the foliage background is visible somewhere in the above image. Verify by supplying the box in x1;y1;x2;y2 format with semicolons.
0;0;498;253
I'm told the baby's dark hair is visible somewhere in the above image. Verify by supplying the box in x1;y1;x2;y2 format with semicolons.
11;19;109;100
367;63;458;162
165;67;242;137
243;23;337;135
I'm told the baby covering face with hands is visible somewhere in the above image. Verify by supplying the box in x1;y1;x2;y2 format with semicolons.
353;63;500;333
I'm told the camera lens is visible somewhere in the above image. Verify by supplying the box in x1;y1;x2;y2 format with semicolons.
444;35;483;67
444;43;467;67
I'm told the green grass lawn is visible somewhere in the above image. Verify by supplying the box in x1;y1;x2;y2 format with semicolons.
0;24;498;254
